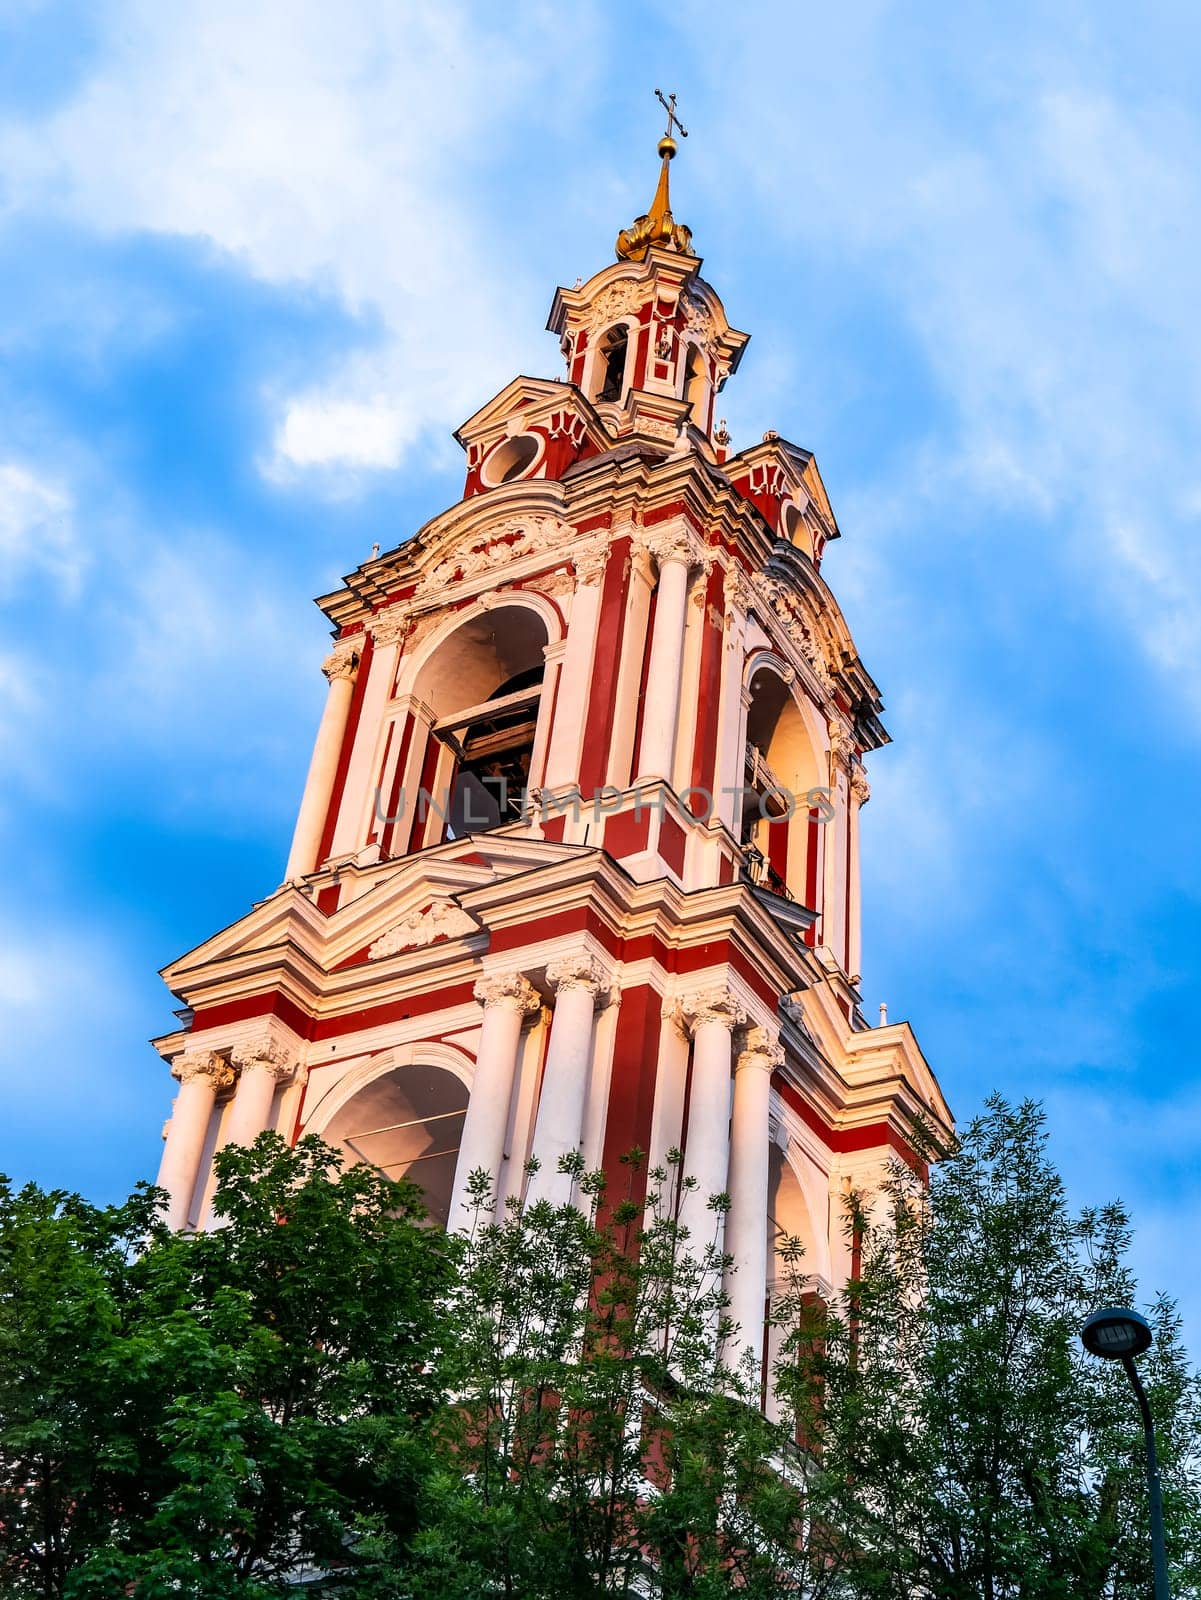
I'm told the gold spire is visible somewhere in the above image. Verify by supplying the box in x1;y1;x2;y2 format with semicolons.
615;90;694;263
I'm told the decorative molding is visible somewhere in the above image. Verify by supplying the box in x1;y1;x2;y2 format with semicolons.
533;567;577;601
402;610;448;653
681;289;718;346
413;515;575;600
681;987;748;1035
172;1050;235;1092
582;278;647;336
827;718;853;776
368;898;479;959
369;610;409;647
737;1025;786;1074
321;642;360;682
646;526;700;570
546;953;610;1004
474;971;543;1017
851;766;871;806
779;993;814;1042
572;542;610;586
752;576;834;687
230;1036;296;1084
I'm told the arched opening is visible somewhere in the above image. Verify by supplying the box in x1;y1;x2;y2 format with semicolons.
764;1142;827;1421
780;501;812;557
682;344;708;428
742;666;823;903
320;1062;469;1229
595;324;629;404
412;605;551;843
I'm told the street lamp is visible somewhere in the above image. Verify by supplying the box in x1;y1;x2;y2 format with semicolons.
1081;1307;1171;1600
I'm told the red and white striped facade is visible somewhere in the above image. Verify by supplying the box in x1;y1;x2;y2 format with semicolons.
152;232;951;1375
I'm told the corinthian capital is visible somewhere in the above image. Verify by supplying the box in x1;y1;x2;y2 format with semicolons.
850;766;871;806
737;1025;785;1074
172;1050;235;1092
546;954;610;1004
370;609;409;647
681;986;748;1036
230;1036;296;1084
322;642;360;682
474;971;543;1017
646;525;699;570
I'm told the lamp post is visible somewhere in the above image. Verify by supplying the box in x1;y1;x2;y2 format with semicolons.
1080;1307;1171;1600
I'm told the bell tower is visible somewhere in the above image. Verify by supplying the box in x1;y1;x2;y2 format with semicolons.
151;112;951;1380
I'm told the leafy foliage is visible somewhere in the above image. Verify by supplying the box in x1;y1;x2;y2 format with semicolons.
1;1100;1198;1599
0;1135;452;1597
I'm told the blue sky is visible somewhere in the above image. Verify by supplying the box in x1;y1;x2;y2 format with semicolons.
2;0;1199;1334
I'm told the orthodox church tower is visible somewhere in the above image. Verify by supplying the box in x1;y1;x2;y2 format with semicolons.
152;115;951;1378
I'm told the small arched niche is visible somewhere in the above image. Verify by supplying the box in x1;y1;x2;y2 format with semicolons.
320;1062;469;1229
414;604;550;835
780;500;813;558
742;665;823;899
594;323;630;404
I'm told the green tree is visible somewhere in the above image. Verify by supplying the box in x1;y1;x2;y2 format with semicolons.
789;1097;1201;1599
402;1150;843;1600
0;1135;452;1598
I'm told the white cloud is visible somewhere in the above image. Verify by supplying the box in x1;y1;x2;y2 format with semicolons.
0;0;590;483
0;461;81;597
271;395;414;473
693;12;1201;726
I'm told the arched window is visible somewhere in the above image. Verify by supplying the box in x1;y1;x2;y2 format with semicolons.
742;666;822;903
683;343;708;427
446;664;544;834
595;324;629;403
320;1062;469;1229
411;605;551;844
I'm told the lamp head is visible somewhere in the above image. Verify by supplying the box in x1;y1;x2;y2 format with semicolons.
1081;1307;1153;1360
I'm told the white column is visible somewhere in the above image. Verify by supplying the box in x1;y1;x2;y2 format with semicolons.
157;1050;235;1230
714;567;751;834
820;717;852;955
284;642;361;880
676;987;747;1250
449;972;542;1225
224;1038;296;1149
605;538;655;790
636;530;695;784
723;1027;784;1375
526;954;609;1208
543;547;608;792
847;767;870;983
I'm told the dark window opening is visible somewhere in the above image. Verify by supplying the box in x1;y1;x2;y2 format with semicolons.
442;666;544;834
597;326;629;403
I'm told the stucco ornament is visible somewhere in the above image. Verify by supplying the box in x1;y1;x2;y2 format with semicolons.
474;972;543;1016
753;577;834;687
681;987;748;1035
230;1036;296;1083
172;1050;235;1092
369;898;479;958
582;278;647;335
737;1025;786;1074
414;515;575;600
546;953;610;1003
321;642;360;682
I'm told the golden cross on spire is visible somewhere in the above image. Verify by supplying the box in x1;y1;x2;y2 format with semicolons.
615;89;695;263
655;88;688;143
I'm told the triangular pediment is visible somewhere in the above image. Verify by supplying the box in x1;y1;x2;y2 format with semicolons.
454;376;610;457
160;833;590;1001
